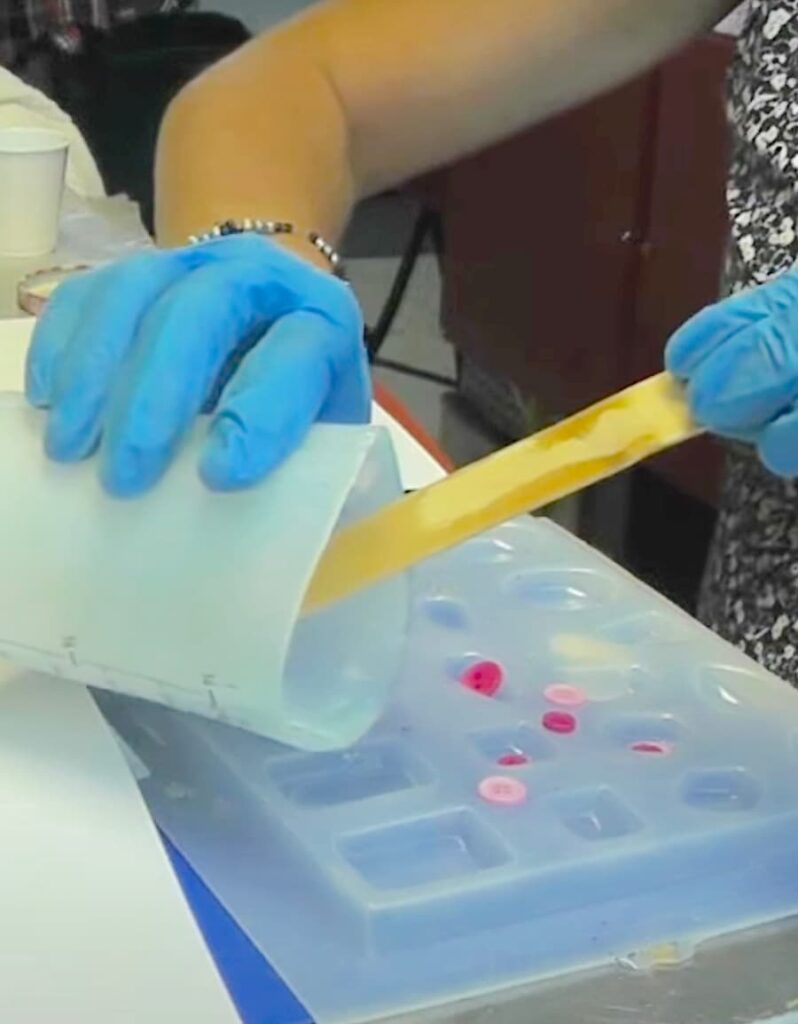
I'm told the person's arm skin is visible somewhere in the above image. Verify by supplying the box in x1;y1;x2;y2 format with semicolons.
157;0;737;253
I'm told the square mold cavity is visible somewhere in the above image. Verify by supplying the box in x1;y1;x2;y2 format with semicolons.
267;741;433;808
339;809;510;890
553;787;643;841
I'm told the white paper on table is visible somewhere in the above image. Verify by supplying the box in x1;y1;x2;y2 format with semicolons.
0;317;28;387
0;663;239;1023
0;319;238;1022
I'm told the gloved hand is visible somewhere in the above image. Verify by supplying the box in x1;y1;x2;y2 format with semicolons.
666;269;798;477
25;233;368;497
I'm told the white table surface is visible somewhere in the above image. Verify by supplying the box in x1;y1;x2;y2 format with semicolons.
0;324;243;1020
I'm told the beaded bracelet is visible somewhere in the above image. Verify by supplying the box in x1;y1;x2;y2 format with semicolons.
188;218;347;279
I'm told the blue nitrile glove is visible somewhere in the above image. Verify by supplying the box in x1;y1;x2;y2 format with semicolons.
25;233;368;497
666;269;798;477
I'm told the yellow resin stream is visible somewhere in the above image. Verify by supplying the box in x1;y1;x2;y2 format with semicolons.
303;373;699;612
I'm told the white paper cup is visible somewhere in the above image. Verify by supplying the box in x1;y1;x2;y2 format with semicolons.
0;128;69;258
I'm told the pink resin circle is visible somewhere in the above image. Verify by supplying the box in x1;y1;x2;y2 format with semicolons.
459;660;504;697
543;683;587;708
630;740;673;755
542;710;577;734
497;752;529;767
478;775;527;806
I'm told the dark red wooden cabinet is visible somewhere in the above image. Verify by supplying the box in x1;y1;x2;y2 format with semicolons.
436;35;734;505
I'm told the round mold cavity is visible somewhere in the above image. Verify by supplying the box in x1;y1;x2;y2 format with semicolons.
542;710;577;734
544;683;587;708
497;752;529;767
446;653;485;680
478;775;527;806
419;595;468;630
458;536;517;565
505;569;615;611
682;767;761;812
698;664;794;715
629;740;673;756
459;660;504;698
447;654;507;699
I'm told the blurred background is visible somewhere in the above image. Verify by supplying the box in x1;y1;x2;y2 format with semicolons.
5;0;752;612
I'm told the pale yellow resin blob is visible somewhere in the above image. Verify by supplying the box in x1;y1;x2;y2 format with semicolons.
551;633;636;668
549;633;637;701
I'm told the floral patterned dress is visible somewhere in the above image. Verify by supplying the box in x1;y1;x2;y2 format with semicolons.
699;0;798;681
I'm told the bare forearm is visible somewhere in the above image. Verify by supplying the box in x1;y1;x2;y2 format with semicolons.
155;0;736;247
155;30;354;255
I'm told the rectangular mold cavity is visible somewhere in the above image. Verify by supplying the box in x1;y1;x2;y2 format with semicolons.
339;809;510;890
682;768;761;812
471;725;555;765
267;741;432;808
605;713;686;749
553;787;642;841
